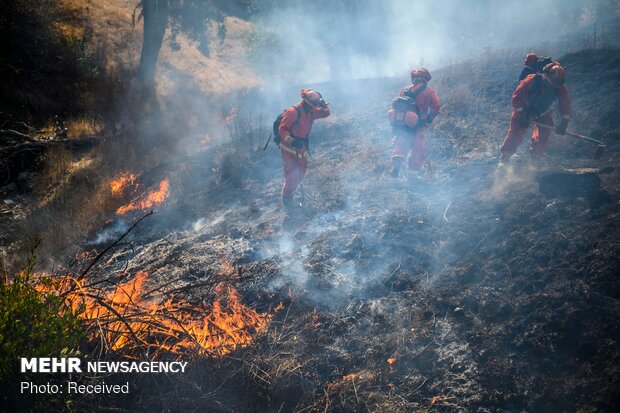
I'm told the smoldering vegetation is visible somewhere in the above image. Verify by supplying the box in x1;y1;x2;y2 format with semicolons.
45;46;619;411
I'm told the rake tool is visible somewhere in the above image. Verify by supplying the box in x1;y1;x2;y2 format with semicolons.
532;121;606;159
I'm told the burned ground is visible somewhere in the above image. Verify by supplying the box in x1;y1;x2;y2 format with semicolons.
46;48;620;412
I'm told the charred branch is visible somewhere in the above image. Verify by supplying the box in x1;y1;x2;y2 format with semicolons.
79;211;154;279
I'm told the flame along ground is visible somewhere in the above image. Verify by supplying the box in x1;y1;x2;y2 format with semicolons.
110;172;170;215
34;270;281;357
110;172;137;195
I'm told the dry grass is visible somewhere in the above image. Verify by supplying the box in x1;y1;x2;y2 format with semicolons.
69;0;260;95
157;17;260;96
66;115;104;139
25;148;119;254
445;85;473;115
33;147;73;193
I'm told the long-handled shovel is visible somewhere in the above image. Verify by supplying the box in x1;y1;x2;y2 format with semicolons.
532;121;606;159
263;132;272;151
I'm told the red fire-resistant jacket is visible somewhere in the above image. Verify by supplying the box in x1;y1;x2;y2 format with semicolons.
278;102;331;140
512;74;572;119
399;84;442;122
278;102;331;139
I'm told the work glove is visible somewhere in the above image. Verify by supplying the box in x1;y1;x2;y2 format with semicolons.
555;118;569;135
282;134;293;144
291;138;305;149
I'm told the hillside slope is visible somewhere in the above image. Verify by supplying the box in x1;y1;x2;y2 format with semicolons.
78;0;260;96
68;48;620;411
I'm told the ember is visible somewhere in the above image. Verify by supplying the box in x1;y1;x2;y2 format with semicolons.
116;179;170;215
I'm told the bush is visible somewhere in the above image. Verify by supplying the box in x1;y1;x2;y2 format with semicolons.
0;239;82;382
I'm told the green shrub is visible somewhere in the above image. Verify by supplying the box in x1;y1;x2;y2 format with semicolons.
0;239;82;381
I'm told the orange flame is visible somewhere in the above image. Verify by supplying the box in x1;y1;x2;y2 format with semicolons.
35;271;280;357
110;172;137;195
116;179;169;215
387;357;397;365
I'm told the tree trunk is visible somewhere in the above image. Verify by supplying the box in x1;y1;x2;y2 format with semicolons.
137;0;168;87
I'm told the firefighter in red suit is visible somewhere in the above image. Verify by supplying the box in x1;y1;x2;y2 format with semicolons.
390;68;442;178
499;63;572;167
277;89;330;207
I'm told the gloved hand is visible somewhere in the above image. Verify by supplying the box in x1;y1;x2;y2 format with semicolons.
291;138;305;149
282;134;293;144
555;118;569;135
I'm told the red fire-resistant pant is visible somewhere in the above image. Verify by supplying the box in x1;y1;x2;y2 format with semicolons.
281;149;307;199
392;129;426;170
500;110;553;158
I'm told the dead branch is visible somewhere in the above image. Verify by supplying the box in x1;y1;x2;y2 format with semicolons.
159;273;258;297
0;136;98;153
81;292;145;349
80;211;154;279
0;128;36;141
443;201;452;222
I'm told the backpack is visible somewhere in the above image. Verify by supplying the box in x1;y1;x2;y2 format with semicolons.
524;72;557;115
392;96;419;114
273;106;300;145
391;83;426;114
519;55;554;81
530;56;554;72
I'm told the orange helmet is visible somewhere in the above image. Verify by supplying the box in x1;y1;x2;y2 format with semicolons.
542;63;566;87
410;68;431;83
301;89;325;107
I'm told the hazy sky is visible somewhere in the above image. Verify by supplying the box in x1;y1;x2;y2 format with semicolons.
248;0;617;83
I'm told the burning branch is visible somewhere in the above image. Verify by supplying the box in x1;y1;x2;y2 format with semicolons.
35;271;280;358
30;215;281;359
